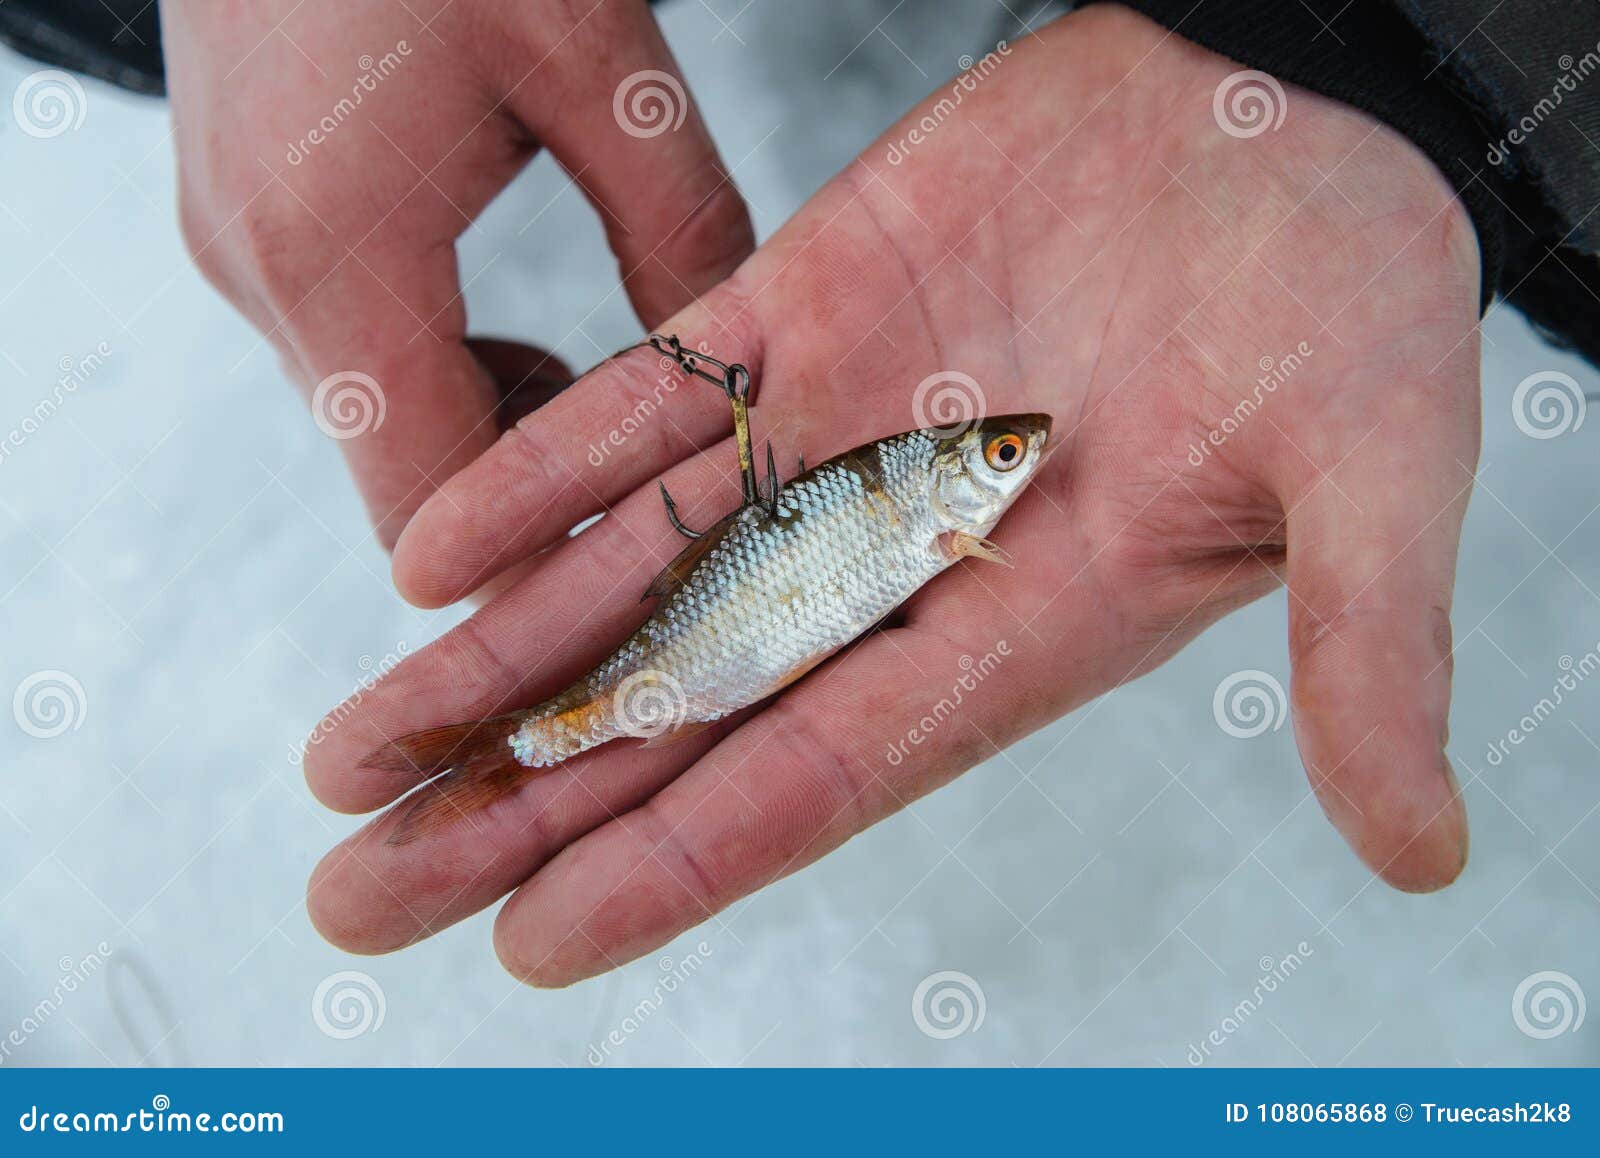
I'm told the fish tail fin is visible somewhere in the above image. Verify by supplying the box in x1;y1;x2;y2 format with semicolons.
362;716;522;778
388;754;540;846
370;714;542;846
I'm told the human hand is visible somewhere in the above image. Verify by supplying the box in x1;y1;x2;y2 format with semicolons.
303;5;1479;983
164;0;754;547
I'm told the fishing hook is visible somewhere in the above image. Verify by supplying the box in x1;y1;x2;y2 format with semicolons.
764;441;780;517
647;332;774;538
658;480;702;541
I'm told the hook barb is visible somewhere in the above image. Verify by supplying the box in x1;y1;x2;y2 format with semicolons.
765;441;781;516
659;480;702;540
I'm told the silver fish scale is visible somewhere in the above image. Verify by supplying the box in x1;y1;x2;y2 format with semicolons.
509;430;950;766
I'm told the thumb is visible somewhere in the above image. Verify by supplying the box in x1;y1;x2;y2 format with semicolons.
503;1;755;327
1282;410;1475;892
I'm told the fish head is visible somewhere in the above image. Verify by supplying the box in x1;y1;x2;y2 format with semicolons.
927;413;1052;535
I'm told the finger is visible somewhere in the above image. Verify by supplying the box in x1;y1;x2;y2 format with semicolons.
1279;394;1477;892
488;627;1014;987
500;0;754;325
453;339;576;606
390;283;758;608
307;732;720;955
306;436;748;813
487;491;1117;987
304;445;750;952
182;34;534;553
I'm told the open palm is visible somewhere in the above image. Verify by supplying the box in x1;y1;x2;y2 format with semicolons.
303;6;1480;984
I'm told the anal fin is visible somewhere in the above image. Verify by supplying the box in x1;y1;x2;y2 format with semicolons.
640;719;715;748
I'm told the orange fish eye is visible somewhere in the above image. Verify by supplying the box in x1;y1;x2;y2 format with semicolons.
983;432;1025;472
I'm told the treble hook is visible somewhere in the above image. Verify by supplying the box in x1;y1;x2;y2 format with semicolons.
648;332;764;536
649;333;761;508
658;481;702;541
765;441;780;517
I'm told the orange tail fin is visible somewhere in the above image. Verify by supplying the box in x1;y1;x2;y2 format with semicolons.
367;715;544;845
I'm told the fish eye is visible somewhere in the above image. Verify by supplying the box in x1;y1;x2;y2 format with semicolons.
983;432;1025;472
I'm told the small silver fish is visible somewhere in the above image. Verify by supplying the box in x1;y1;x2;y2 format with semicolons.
374;414;1051;841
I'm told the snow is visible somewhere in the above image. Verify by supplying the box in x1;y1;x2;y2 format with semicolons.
0;1;1594;1066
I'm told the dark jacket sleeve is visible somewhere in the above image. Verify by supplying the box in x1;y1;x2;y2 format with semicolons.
0;0;163;96
6;0;1597;362
1109;0;1600;366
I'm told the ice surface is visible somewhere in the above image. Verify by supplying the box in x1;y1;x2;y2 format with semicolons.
0;1;1594;1066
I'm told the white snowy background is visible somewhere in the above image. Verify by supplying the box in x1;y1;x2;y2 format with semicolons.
0;0;1595;1066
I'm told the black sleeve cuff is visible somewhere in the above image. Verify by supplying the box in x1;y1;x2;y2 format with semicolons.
0;0;164;96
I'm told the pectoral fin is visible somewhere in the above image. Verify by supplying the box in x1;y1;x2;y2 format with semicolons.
640;719;715;748
939;531;1012;567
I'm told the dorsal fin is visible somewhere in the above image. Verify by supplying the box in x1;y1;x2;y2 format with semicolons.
638;441;873;603
641;508;743;601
